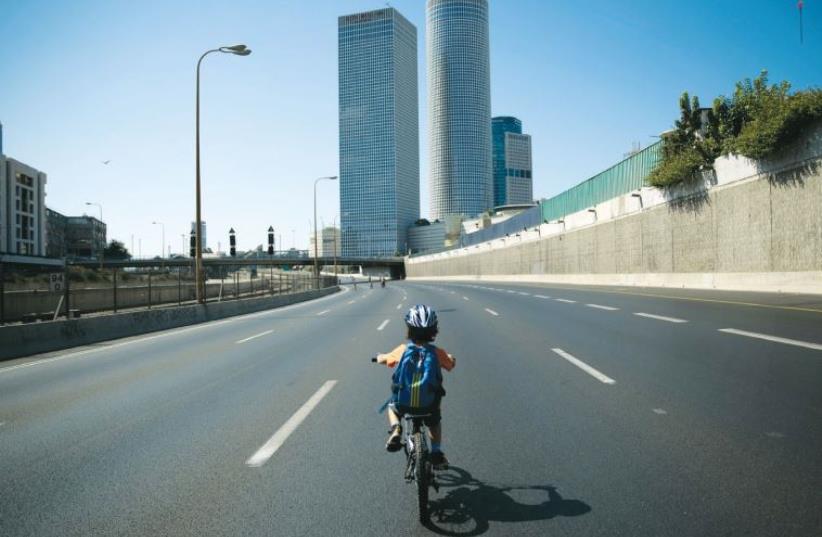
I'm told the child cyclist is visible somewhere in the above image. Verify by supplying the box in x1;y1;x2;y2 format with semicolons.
376;305;456;468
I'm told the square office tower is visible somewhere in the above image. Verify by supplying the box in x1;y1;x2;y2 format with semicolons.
492;116;533;206
339;8;419;257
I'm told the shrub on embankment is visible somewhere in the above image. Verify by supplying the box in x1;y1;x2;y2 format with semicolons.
649;71;822;188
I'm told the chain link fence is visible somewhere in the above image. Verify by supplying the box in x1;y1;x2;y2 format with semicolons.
0;260;336;325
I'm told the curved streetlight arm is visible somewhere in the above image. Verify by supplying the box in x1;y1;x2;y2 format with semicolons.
194;44;251;303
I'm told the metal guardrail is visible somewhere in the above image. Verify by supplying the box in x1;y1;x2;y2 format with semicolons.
0;260;338;325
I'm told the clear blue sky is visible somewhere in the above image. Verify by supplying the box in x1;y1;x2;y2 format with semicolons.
1;0;819;257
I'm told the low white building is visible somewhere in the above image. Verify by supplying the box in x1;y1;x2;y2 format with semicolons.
1;152;48;256
309;226;341;258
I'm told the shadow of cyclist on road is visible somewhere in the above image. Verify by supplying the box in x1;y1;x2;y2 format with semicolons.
424;466;591;536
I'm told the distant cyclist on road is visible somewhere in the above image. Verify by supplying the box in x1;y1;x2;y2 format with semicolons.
375;305;456;468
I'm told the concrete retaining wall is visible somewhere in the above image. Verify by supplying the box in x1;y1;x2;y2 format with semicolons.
0;286;339;361
407;126;822;294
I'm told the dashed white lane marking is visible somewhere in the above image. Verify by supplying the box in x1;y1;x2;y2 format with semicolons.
463;296;470;301
347;300;356;305
484;308;499;316
0;289;351;376
377;319;390;331
246;380;338;467
652;408;668;415
718;328;822;351
235;330;274;344
396;303;403;310
765;431;786;439
0;422;5;427
586;304;619;311
534;295;551;299
517;292;530;296
316;310;331;316
555;299;576;304
506;290;517;294
551;348;616;385
634;312;688;323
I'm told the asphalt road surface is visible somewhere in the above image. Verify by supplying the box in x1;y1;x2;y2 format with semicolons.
1;281;821;536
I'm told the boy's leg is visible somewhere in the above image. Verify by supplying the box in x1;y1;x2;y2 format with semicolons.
388;407;400;428
385;405;402;452
428;423;442;445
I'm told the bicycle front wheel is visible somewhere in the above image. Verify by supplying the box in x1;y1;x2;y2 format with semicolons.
413;431;429;523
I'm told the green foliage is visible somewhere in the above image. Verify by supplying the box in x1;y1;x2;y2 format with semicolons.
103;239;131;260
649;70;822;188
648;146;706;188
649;92;719;188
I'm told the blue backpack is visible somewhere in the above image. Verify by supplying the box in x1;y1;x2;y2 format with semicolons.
392;343;443;409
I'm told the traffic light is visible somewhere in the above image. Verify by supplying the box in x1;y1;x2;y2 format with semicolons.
267;226;275;255
189;230;196;258
229;228;236;257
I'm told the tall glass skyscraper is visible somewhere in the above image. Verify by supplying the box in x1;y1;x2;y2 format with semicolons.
339;8;419;257
492;116;533;206
427;0;492;220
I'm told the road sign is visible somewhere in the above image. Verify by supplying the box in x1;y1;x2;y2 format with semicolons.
49;273;65;292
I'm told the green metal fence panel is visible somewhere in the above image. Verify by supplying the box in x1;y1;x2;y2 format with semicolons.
541;140;662;223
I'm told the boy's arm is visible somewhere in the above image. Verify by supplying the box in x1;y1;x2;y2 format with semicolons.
435;348;456;371
376;344;406;367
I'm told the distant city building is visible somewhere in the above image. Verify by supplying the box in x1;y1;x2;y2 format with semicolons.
339;7;420;257
492;117;534;206
66;215;106;259
190;221;207;250
309;226;341;258
1;155;48;256
46;208;68;258
408;220;446;255
428;0;492;219
492;117;533;206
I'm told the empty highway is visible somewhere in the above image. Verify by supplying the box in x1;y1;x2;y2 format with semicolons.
1;281;821;536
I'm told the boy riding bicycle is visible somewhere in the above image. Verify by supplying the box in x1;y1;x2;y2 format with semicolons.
376;305;456;468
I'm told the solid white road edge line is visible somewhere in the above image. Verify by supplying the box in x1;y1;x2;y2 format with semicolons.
551;348;616;385
586;304;619;311
484;308;499;316
718;328;822;351
634;312;688;323
377;319;390;331
235;330;274;344
246;380;338;467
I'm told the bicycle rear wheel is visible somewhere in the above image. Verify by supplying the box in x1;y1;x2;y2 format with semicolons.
413;431;429;523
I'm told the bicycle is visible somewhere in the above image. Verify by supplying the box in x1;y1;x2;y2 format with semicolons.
371;357;440;523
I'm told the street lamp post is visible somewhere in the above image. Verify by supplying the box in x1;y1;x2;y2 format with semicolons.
152;221;165;265
195;44;251;303
332;215;338;280
313;175;337;288
85;201;104;268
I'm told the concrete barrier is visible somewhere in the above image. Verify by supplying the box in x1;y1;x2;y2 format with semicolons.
0;286;339;361
407;126;822;294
